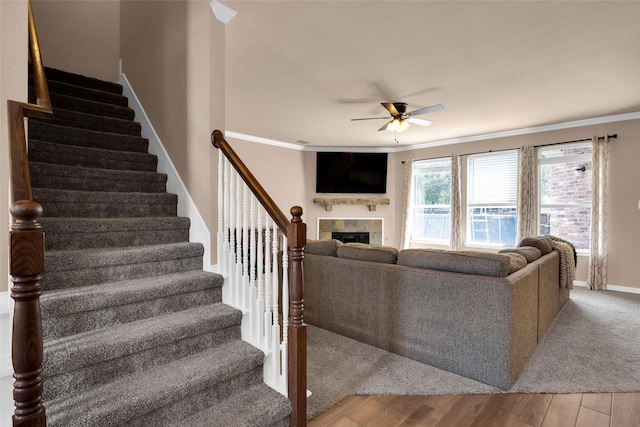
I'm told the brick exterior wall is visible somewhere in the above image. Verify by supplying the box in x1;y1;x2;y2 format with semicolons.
540;148;591;250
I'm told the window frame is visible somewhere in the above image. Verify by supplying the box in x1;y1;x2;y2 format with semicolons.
465;150;519;248
537;142;592;253
409;157;452;245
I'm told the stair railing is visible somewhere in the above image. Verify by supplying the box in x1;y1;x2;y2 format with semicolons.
6;2;52;426
212;130;307;426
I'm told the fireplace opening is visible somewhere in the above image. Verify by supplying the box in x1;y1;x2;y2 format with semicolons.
332;231;370;244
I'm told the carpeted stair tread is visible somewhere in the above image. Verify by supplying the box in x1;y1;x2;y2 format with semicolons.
39;78;129;107
41;270;222;320
41;242;204;290
28;121;149;153
45;91;135;121
44;242;203;272
43;66;123;94
43;302;242;403
34;107;141;136
33;188;178;218
45;339;264;427
40;216;191;250
41;271;222;340
30;161;167;193
44;303;242;374
29;139;157;172
180;383;291;427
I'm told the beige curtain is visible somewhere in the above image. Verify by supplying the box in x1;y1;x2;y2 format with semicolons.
399;160;414;249
517;145;538;240
587;135;609;290
449;154;462;250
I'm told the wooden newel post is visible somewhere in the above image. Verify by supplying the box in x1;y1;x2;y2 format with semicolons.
287;206;307;427
10;200;46;427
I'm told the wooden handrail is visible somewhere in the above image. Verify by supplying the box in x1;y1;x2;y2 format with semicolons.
7;2;51;426
212;130;289;234
211;130;307;426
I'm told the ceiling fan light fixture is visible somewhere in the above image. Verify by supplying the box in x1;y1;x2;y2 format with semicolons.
387;118;410;133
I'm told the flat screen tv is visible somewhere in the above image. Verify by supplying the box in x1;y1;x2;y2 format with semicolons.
315;152;388;194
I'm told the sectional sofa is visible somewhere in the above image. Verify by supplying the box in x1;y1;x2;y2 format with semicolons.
303;236;570;389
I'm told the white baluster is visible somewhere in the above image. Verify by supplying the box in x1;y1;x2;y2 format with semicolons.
227;169;236;304
217;151;224;277
234;173;242;308
264;216;272;348
270;220;281;390
222;158;230;278
250;196;258;345
272;221;279;322
281;235;289;391
255;204;264;348
242;183;249;312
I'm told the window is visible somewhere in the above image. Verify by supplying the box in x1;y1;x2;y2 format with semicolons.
410;158;451;243
467;151;518;246
538;143;592;251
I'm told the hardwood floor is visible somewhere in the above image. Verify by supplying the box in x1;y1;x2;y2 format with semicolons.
308;392;640;427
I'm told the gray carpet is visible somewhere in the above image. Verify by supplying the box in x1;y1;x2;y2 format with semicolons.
306;286;640;419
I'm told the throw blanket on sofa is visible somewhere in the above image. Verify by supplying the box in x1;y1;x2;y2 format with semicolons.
552;240;576;289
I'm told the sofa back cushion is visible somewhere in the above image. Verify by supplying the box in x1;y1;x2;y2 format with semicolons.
306;239;343;257
501;252;528;274
519;236;553;255
499;246;542;263
397;249;514;277
337;243;398;264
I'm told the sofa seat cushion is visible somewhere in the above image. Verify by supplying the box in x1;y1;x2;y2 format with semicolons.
337;243;398;264
306;239;343;257
500;246;542;263
397;249;513;277
519;236;553;255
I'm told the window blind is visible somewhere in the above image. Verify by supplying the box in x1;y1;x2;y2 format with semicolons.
467;151;518;205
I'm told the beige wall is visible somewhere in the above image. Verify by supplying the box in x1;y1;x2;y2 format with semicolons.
31;0;120;82
120;0;222;265
392;119;640;289
302;150;399;246
228;139;307;223
1;0;29;293
243;119;639;290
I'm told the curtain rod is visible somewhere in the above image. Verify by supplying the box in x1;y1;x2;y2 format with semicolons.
533;133;617;149
401;133;617;164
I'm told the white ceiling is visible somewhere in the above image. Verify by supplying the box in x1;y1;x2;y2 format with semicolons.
224;1;640;149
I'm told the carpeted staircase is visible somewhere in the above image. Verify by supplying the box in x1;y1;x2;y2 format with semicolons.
27;67;291;426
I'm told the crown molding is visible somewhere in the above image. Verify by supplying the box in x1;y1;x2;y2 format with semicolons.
225;112;640;153
393;111;640;152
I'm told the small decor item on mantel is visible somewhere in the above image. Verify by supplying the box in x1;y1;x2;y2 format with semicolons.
313;197;390;212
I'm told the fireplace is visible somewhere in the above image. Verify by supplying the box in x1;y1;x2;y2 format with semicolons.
318;218;383;245
332;231;370;244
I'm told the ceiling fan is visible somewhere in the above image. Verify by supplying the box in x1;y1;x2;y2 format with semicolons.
351;102;445;133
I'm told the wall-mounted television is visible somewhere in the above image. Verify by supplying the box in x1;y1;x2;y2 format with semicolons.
315;152;388;194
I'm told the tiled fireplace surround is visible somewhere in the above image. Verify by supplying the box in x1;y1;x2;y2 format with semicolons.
317;218;383;246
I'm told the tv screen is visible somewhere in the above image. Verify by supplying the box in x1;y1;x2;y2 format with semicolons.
315;152;388;194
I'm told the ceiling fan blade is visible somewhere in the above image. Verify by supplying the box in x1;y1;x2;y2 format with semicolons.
381;102;399;116
351;116;390;121
378;121;391;131
407;117;433;127
408;104;445;116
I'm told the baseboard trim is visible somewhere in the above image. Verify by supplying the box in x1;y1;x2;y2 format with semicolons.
573;281;640;295
119;71;213;269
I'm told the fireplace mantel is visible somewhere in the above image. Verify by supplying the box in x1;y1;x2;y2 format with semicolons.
313;197;390;212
